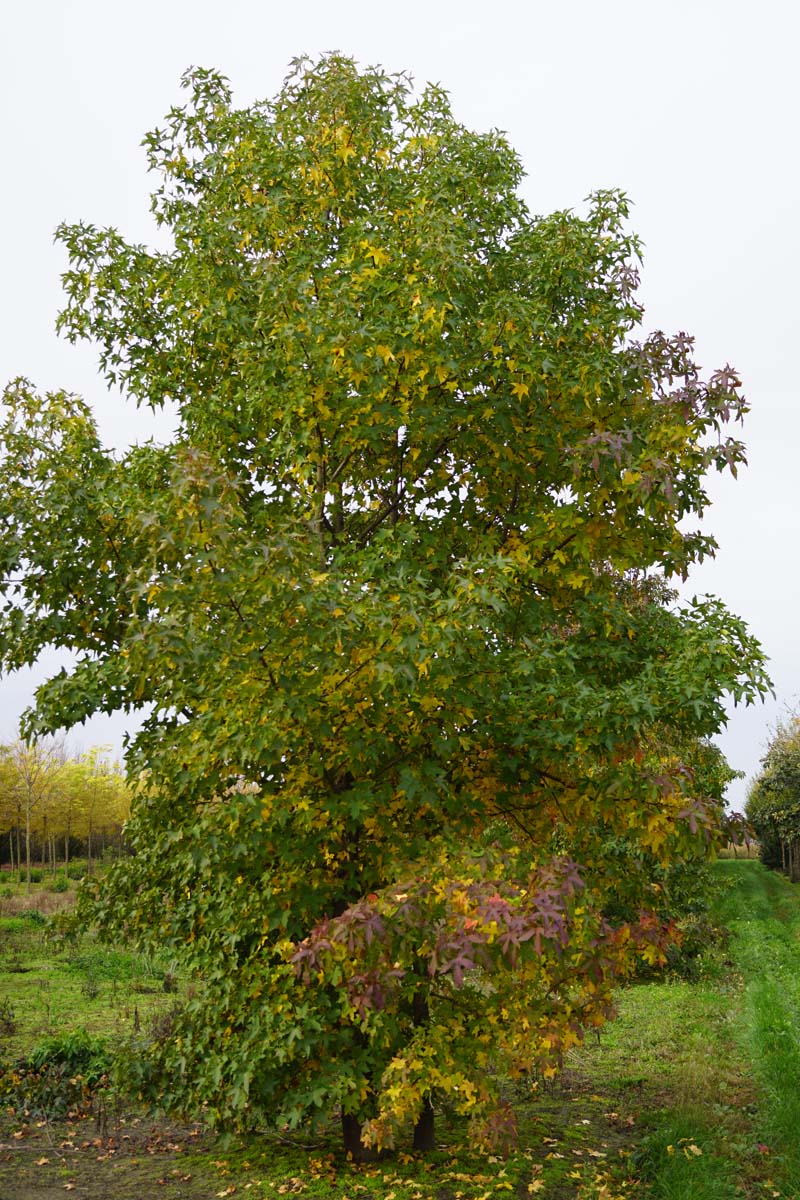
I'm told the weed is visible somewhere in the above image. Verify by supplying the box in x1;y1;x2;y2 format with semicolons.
81;975;101;1000
0;997;17;1034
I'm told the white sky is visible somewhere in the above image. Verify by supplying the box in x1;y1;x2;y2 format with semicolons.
1;0;798;807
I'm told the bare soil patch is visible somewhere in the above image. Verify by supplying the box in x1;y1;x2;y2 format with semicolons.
0;1110;221;1200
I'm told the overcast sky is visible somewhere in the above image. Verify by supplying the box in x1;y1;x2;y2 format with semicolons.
1;0;798;807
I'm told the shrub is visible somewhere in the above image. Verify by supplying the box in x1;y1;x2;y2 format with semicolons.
665;912;729;980
28;1029;111;1085
0;1030;113;1119
48;875;69;893
20;908;47;926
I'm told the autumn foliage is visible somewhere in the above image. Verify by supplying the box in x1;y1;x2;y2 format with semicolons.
0;56;768;1153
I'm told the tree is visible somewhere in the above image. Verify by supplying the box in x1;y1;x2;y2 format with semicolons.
0;746;22;875
0;56;768;1153
0;737;66;889
49;749;130;872
746;718;800;878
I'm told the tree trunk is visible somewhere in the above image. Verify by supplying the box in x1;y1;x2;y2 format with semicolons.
340;1112;375;1162
25;802;32;894
411;985;435;1152
413;1096;435;1152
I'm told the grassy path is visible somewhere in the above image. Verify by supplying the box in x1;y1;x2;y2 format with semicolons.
715;861;800;1194
574;859;800;1199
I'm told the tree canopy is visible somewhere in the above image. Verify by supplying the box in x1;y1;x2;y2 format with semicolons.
0;55;769;1153
746;718;800;878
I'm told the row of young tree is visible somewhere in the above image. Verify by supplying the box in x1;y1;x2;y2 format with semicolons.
746;717;800;880
0;738;129;888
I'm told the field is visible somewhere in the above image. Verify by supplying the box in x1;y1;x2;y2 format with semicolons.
2;861;800;1199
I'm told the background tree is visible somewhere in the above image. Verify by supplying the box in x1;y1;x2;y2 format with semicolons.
0;741;129;874
1;737;66;889
47;749;130;871
0;746;22;876
746;718;800;878
0;57;769;1153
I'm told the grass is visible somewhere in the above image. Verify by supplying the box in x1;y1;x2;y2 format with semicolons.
540;860;800;1198
0;877;179;1061
714;861;800;1193
1;860;800;1198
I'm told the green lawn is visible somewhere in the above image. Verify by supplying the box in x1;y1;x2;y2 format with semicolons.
0;883;178;1062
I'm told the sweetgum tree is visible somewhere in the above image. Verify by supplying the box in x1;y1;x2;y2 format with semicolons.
0;57;768;1154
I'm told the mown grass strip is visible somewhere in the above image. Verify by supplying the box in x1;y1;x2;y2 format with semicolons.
570;860;800;1198
634;1111;740;1200
714;861;800;1196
